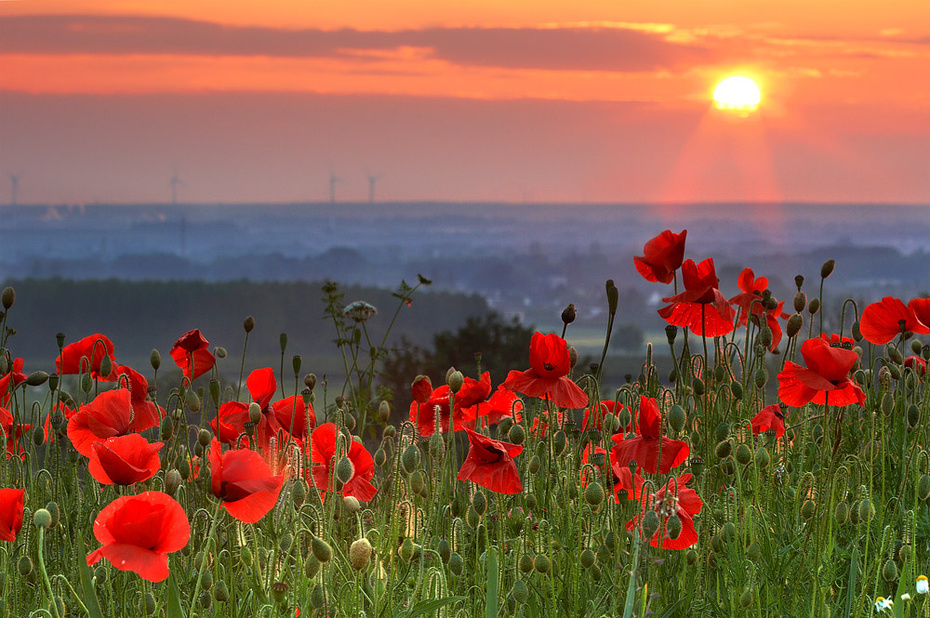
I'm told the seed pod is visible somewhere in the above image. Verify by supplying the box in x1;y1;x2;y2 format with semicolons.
508;424;526;445
665;325;678;345
561;303;577;325
580;548;596;569
534;554;551;574
311;536;333;563
402;444;421;473
735;443;752;465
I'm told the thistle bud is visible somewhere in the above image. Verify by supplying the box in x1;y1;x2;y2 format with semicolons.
336;456;355;484
311;536;333;563
447;369;464;393
248;402;262;424
820;259;835;279
561;303;577;325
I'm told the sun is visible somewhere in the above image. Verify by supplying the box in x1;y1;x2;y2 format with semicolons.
713;76;762;112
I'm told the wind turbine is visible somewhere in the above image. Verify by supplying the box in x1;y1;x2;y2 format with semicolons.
170;168;184;205
329;173;342;204
367;173;382;204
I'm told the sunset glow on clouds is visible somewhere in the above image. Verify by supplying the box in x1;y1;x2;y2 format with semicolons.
1;1;929;203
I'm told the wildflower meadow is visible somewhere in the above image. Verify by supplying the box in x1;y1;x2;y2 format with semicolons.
3;229;930;617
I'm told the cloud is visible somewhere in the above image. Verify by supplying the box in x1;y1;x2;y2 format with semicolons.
0;14;714;72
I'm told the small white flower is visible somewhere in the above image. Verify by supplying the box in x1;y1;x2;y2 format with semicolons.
918;575;929;595
901;593;911;602
874;597;893;612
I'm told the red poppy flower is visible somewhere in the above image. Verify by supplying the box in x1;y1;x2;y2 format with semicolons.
909;297;930;326
905;355;927;377
859;297;930;345
408;373;492;436
0;358;28;407
748;404;786;438
581;444;635;503
458;428;523;495
502;332;588;409
210;440;284;523
56;333;115;376
409;385;451;436
729;268;785;351
658;258;735;337
0;488;24;542
169;329;216;380
610;395;689;475
411;375;433;404
67;388;160;457
820;333;855;348
777;337;865;407
273;396;316;447
309;423;377;502
213;368;288;449
0;407;31;459
88;434;163;486
107;364;164;432
463;384;524;427
86;491;190;582
634;229;687;284
626;473;702;550
529;410;563;438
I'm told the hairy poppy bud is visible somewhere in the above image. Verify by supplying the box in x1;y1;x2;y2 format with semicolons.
402;444;421;473
33;508;52;529
149;348;161;371
18;556;33;576
666;513;683;540
186;391;201;412
801;499;816;520
165;469;182;496
808;297;821;315
785;314;802;339
0;287;14;310
248;402;262;425
410;470;426;496
400;538;415;562
561;303;577;325
686;549;698;565
214;580;230;603
666;325;678;345
584;481;605;507
336;456;355;484
472;490;488;516
311;536;333;563
641;510;660;538
512;580;529;604
692;377;705;396
820;259;835;279
735;443;752;465
754;368;768;389
450;552;464;576
569;346;578;368
881;393;895;416
26;370;49;387
349;538;373;570
755;446;770;468
834;501;849;525
746;541;762;562
758;326;773;350
508;424;526;445
98;355;113;379
715;439;732;459
309;585;325;609
304;553;320;578
438;539;452;564
279;332;287;353
882;559;898;582
580;548;596;569
534;554;551;574
739;590;753;608
858;498;875;523
447;369;464;394
377;400;390;423
792;291;807;314
528;455;541;474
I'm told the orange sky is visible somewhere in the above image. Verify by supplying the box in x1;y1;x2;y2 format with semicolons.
1;1;929;203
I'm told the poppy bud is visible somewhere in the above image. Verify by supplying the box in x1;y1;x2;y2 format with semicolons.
512;580;529;604
472;490;488;516
279;332;287;353
336;456;355;484
735;443;752;465
919;475;930;501
349;538;373;570
186;391;201;413
746;541;762;561
435;539;451;564
508;424;526;445
730;381;743;401
584;481;605;507
808;297;821;315
201;569;215;590
525;493;538;510
784;314;802;339
465;505;481;529
882;559;898;582
44;501;59;529
561;303;577;325
820;259;835;279
739;590;753;608
606;279;619;314
579;547;596;569
377;400;391;423
686;549;698;565
309;584;325;609
641;510;660;538
908;403;920;428
311;536;333;563
534;554;551;574
450;552;464;576
692;377;705;396
801;499;816;520
689;456;705;476
714;365;725;382
400;537;415;562
665;325;678;345
18;556;33;576
97;355;113;379
26;370;49;387
411;375;432;403
165;469;182;496
33;508;52;529
758;326;773;350
248;402;262;424
410;470;426;496
858;498;875;523
666;513;683;540
214;580;230;603
755;446;770;468
304;553;320;578
402;444;421;473
447;369;464;394
881;393;895;416
569;346;578;368
834;501;849;525
715;439;732;459
0;287;13;310
528;455;541;474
